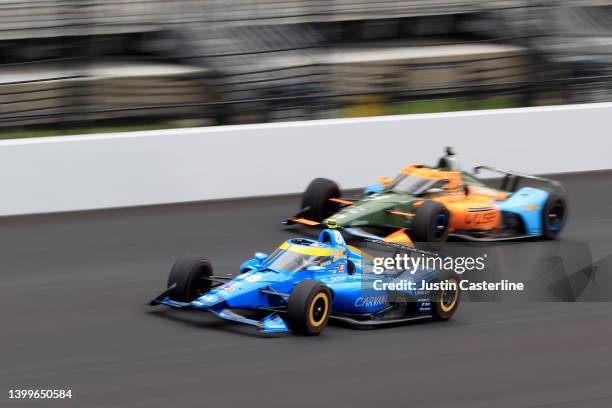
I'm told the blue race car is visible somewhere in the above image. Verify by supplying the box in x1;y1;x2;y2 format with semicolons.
149;222;460;335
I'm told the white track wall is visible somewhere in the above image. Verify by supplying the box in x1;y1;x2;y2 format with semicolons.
1;103;610;216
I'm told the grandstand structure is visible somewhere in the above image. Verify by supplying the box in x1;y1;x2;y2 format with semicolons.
0;1;531;39
1;0;612;130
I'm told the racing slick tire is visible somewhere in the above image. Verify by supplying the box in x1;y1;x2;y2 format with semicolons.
301;178;341;221
167;255;213;302
287;279;332;335
541;191;568;239
431;276;461;321
411;200;450;243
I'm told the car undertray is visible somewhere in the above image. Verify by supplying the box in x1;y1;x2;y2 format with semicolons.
450;229;535;241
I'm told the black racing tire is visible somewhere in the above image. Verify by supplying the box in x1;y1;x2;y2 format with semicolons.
411;200;450;243
287;280;332;336
167;255;213;302
541;191;568;239
301;178;341;221
431;276;461;321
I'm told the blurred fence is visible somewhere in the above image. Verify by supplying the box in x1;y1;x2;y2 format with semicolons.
0;60;214;127
1;0;612;132
0;0;533;38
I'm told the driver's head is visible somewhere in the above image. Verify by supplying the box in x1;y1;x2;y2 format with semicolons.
326;218;337;229
438;147;459;171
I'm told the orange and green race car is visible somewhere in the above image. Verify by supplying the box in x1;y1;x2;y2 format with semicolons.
284;148;568;245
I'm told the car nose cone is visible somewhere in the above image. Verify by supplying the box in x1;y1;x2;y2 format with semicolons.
192;293;223;308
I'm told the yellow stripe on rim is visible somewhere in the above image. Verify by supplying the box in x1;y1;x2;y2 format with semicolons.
278;242;343;257
308;292;329;327
440;278;459;313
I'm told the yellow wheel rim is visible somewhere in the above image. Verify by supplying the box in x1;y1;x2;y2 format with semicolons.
439;278;459;313
308;292;329;327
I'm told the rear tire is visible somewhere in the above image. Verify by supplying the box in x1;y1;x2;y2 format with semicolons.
541;191;568;239
167;255;213;302
301;178;340;221
411;201;450;242
287;280;332;335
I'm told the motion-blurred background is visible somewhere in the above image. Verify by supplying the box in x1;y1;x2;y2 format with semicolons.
2;0;612;138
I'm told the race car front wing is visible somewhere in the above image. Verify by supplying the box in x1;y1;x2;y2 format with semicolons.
149;285;290;334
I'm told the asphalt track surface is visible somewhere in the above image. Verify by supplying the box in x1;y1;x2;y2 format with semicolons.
2;171;612;408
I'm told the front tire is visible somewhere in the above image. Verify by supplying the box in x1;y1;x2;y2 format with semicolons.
411;201;450;242
301;178;340;221
542;191;568;239
431;276;460;321
287;280;332;335
167;255;213;302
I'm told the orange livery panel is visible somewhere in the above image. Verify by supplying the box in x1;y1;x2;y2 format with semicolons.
434;196;501;231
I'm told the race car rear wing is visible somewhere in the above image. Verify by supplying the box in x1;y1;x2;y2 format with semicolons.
362;237;440;258
473;165;562;192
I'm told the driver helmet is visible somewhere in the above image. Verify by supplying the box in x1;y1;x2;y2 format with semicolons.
437;146;459;171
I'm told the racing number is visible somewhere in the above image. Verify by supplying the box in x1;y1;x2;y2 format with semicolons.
464;211;495;225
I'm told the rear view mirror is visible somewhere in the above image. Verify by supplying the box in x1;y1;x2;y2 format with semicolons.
254;252;268;264
377;176;392;186
424;187;444;195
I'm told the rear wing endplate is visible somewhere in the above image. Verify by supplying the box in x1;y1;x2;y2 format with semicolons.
473;165;562;192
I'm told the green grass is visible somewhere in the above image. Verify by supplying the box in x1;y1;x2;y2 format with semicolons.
0;123;176;141
386;96;521;115
336;96;521;120
1;96;522;140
